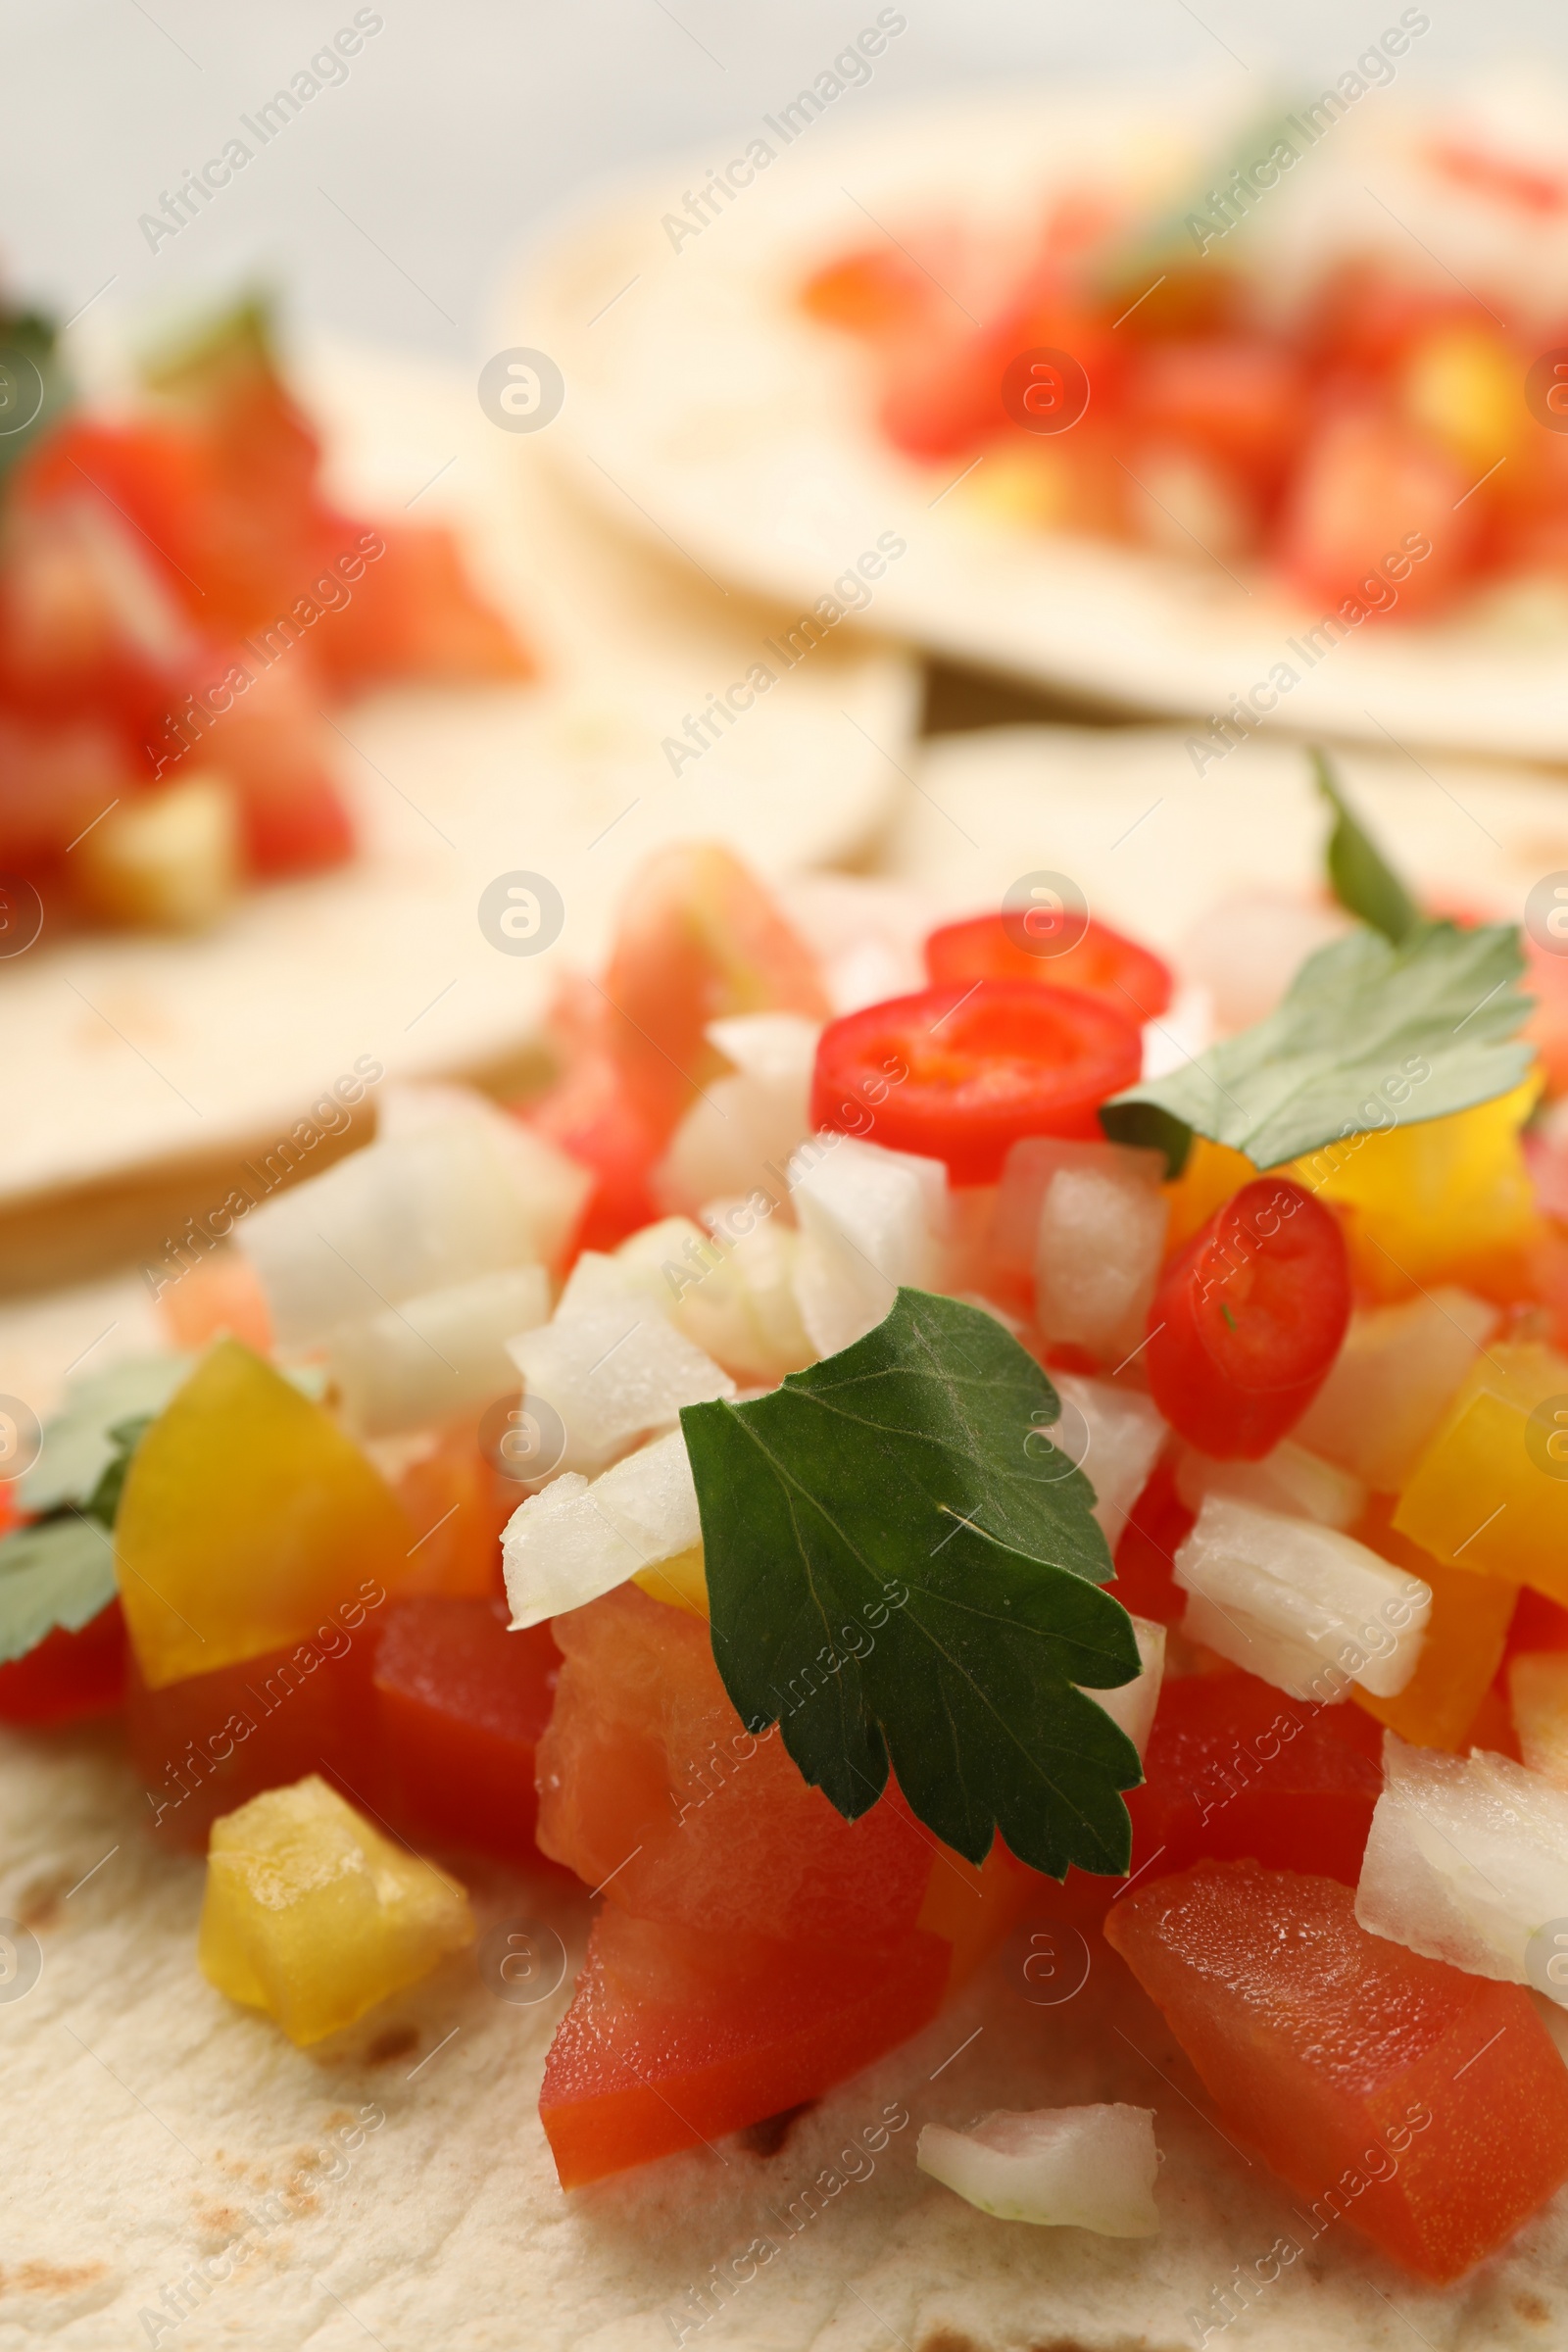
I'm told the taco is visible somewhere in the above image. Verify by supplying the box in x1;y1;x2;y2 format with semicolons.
4;771;1568;2348
0;330;913;1290
523;78;1568;760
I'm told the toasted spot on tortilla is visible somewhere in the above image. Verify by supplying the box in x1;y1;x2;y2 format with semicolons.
735;2102;815;2158
364;2023;419;2065
0;2262;107;2295
16;1875;70;1933
1513;2291;1551;2325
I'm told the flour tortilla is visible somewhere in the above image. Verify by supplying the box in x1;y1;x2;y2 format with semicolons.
4;1721;1567;2351
883;723;1568;951
10;732;1568;2341
0;335;914;1266
522;83;1568;762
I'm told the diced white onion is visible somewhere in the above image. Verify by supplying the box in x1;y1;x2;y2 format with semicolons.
1293;1290;1499;1492
790;1135;947;1358
1510;1653;1568;1788
1176;1438;1366;1532
1356;1735;1568;2007
916;2104;1159;2236
1081;1616;1165;1759
502;1429;700;1629
1179;892;1349;1034
326;1264;550;1438
1037;1159;1167;1366
373;1082;591;1269
1051;1374;1166;1541
654;1014;820;1217
508;1287;733;1476
991;1137;1164;1300
1175;1494;1429;1700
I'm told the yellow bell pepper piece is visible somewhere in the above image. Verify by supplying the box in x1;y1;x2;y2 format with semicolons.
1162;1138;1255;1254
199;1776;472;2045
1350;1497;1517;1750
118;1339;412;1689
1402;325;1521;472
1295;1078;1543;1298
633;1544;709;1617
1393;1340;1568;1605
1509;1652;1568;1784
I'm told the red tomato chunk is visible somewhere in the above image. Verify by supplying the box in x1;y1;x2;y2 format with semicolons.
1105;1860;1568;2281
1129;1667;1384;1886
541;1904;947;2186
373;1597;559;1862
0;1599;125;1727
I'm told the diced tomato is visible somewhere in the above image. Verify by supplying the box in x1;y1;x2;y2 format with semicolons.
1129;1667;1383;1886
310;524;530;689
158;1249;274;1355
521;1046;662;1255
599;844;829;1137
125;1630;381;1852
800;246;935;337
1277;408;1478;618
540;1903;947;2186
1127;338;1305;503
923;910;1172;1021
1108;1457;1194;1627
0;1600;126;1727
1105;1860;1568;2281
536;1583;933;1942
391;1423;514;1600
812;981;1142;1186
372;1597;558;1861
1145;1177;1350;1459
1503;1584;1568;1658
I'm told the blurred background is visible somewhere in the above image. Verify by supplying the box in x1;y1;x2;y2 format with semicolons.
4;0;1559;361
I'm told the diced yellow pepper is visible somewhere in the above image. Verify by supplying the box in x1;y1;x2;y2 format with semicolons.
1162;1138;1255;1254
1393;1340;1568;1605
633;1544;709;1616
1508;1652;1568;1784
118;1339;412;1689
199;1776;473;2045
1295;1079;1544;1298
1402;325;1522;472
1350;1497;1517;1750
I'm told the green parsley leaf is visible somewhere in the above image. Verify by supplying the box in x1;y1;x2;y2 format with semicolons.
0;1515;118;1667
1314;748;1421;945
17;1354;192;1519
681;1289;1143;1880
0;305;71;489
1101;919;1534;1178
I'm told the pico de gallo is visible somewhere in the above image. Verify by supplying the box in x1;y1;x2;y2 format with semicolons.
0;293;525;931
8;781;1568;2292
799;98;1568;623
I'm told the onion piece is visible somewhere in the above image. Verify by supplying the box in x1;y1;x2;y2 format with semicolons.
1176;1438;1366;1531
508;1282;733;1477
790;1135;947;1357
654;1014;820;1216
1175;1494;1430;1700
326;1264;550;1438
1356;1734;1568;2006
1293;1289;1499;1492
1050;1374;1166;1541
916;2104;1159;2235
1081;1615;1165;1759
503;1429;702;1630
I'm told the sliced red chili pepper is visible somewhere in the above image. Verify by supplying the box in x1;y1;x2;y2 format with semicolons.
1145;1175;1350;1458
809;980;1143;1185
924;910;1172;1020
